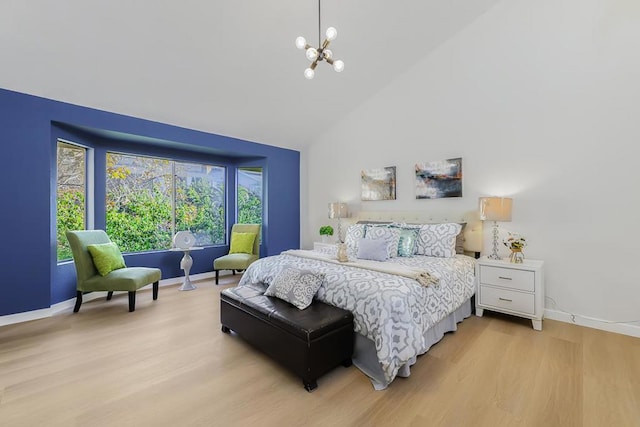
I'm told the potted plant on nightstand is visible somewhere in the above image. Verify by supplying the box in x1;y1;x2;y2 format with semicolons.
319;225;334;243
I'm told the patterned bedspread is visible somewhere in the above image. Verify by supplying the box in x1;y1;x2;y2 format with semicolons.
237;250;476;385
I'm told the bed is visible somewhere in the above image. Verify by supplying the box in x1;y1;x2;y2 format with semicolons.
236;211;482;390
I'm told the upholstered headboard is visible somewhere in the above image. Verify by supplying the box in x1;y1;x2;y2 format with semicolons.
353;210;483;254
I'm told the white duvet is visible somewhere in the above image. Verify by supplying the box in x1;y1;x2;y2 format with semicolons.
237;249;476;385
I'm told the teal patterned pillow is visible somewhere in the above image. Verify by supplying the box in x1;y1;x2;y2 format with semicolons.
396;227;419;257
264;267;325;310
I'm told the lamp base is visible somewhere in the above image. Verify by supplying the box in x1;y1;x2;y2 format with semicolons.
488;221;501;260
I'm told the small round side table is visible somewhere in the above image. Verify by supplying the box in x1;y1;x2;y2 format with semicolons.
170;247;203;291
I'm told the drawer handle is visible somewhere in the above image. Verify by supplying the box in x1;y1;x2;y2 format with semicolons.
498;297;513;302
498;276;512;280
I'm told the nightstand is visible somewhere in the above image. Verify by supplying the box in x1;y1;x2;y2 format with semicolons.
475;257;545;331
313;242;336;251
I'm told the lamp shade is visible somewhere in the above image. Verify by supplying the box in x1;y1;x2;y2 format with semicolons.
479;197;512;222
328;202;348;219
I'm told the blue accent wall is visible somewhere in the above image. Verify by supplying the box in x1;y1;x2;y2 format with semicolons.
0;88;300;316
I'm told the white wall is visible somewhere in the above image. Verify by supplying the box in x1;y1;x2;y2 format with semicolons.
302;0;640;335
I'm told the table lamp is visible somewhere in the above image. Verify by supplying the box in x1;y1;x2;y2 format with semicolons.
328;202;348;243
479;197;512;260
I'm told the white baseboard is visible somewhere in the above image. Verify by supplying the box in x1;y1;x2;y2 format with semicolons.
0;307;52;327
544;308;640;338
0;271;219;328
7;277;637;339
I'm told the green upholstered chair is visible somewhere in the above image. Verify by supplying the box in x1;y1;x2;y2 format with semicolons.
213;224;261;284
66;230;162;312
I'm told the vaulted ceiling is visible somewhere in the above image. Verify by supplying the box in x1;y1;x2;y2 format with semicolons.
1;0;501;150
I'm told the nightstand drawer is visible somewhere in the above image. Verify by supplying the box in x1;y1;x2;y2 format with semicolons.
479;286;535;315
479;265;535;292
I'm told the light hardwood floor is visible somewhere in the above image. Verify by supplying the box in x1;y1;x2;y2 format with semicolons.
1;275;639;427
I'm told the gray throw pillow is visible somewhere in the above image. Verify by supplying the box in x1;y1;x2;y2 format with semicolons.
264;267;325;310
356;238;388;261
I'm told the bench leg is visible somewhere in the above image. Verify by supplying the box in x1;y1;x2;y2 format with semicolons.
128;291;136;312
73;291;83;313
221;325;231;334
303;379;318;392
342;358;352;368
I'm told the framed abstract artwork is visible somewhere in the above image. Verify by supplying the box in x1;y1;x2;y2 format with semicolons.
415;158;462;199
361;166;396;201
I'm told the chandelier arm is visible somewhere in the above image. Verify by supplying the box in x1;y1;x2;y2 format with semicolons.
325;57;334;65
310;60;319;70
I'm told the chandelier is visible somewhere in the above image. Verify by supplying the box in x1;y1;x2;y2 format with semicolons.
295;0;344;80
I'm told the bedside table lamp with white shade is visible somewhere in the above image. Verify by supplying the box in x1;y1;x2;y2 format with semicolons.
479;197;512;260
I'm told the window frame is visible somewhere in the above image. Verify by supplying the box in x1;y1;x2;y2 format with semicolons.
56;139;93;263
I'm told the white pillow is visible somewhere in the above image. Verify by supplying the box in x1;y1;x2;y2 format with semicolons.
415;223;462;258
364;225;401;259
344;224;366;257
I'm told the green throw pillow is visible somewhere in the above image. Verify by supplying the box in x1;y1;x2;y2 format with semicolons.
229;232;256;254
87;242;127;276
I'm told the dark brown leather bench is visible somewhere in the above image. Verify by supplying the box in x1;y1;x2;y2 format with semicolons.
220;284;354;391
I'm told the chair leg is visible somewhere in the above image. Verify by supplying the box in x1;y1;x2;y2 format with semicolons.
215;270;219;285
106;291;114;301
73;291;83;313
232;270;235;276
128;291;136;312
153;281;159;300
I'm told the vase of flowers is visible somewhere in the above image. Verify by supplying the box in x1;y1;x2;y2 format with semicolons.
503;232;526;263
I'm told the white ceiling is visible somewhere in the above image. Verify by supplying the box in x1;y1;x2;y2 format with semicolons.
0;0;501;150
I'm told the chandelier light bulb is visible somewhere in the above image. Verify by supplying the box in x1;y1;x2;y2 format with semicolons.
304;68;315;79
323;49;333;59
306;47;318;61
325;27;337;41
333;60;344;73
295;36;306;50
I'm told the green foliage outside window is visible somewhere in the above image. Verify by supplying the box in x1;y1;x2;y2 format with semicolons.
106;188;173;252
237;167;263;229
57;190;85;260
237;186;262;225
175;175;225;246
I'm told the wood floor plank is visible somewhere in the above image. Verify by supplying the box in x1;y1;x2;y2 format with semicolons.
1;276;639;426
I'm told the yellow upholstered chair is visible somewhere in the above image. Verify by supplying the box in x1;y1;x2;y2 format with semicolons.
213;224;261;284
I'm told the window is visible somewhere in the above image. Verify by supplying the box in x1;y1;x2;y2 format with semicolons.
237;167;263;225
175;162;225;245
106;153;225;252
57;141;87;261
